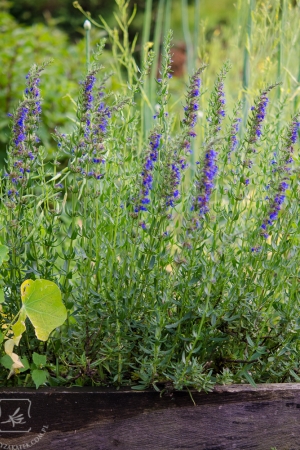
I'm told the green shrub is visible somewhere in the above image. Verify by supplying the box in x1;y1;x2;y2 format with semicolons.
0;10;111;162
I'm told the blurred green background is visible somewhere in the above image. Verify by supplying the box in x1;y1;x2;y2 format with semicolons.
6;0;236;41
1;0;299;162
0;0;236;159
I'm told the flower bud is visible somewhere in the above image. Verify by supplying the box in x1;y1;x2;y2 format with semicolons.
84;20;91;30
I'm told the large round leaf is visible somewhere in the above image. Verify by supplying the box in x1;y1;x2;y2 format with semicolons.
21;279;67;341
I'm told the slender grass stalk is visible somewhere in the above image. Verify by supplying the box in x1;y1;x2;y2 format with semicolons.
277;0;286;102
149;0;165;105
242;0;255;121
140;0;153;138
181;0;196;174
193;0;200;63
163;0;172;50
141;0;153;59
84;20;91;70
181;0;193;75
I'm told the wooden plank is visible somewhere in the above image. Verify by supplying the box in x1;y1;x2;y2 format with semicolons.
0;384;299;449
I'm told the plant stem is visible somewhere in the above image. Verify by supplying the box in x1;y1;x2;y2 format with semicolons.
84;20;91;70
242;0;255;122
181;0;193;75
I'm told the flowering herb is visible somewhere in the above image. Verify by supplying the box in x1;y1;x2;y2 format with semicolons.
225;85;278;232
191;62;230;217
5;62;50;202
229;117;241;153
261;115;300;238
163;66;207;210
135;129;162;212
246;84;280;153
226;102;242;160
57;67;112;182
2;31;300;393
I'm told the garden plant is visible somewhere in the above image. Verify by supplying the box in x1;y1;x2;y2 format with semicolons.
0;0;300;392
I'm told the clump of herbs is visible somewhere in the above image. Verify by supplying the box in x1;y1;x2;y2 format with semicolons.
0;25;300;392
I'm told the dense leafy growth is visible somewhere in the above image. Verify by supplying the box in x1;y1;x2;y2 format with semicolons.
0;0;300;390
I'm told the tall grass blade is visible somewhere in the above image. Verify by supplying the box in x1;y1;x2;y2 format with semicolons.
193;0;200;63
141;0;153;58
181;0;193;75
144;0;165;136
242;0;255;121
277;0;287;101
163;0;172;48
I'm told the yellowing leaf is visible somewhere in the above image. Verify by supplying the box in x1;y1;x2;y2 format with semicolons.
10;352;24;368
20;279;67;341
4;338;24;379
4;339;14;356
12;311;26;338
7;353;24;379
4;336;22;355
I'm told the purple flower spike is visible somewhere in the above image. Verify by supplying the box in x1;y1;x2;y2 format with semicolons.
261;114;299;237
6;62;49;200
289;120;300;144
191;63;230;218
193;147;218;215
162;66;207;212
248;84;279;146
135;130;162;212
228;117;241;159
182;72;202;133
63;69;112;182
83;72;97;112
251;246;261;253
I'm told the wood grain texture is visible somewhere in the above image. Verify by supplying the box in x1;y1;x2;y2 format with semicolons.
0;384;299;449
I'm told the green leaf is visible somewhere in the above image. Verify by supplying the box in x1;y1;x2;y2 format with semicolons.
32;352;47;368
0;245;9;265
241;369;256;387
246;334;254;347
188;277;201;286
20;279;67;341
0;288;4;303
224;314;240;322
19;357;30;372
211;314;217;326
131;384;148;390
1;354;13;370
289;369;300;382
0;331;3;344
149;255;156;269
165;312;193;329
31;369;48;389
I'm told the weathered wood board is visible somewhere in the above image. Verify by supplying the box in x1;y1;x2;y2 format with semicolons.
0;384;299;449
